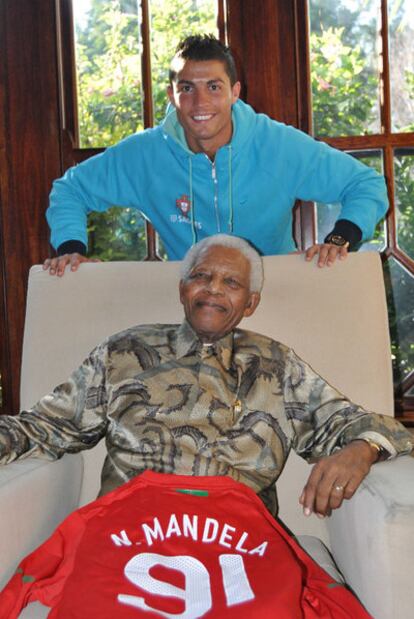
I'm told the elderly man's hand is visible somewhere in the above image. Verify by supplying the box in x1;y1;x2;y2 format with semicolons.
299;440;378;518
43;253;100;276
305;243;349;267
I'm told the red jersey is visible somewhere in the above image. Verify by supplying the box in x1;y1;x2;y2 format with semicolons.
0;471;371;618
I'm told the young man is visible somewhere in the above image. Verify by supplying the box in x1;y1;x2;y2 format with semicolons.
44;35;388;276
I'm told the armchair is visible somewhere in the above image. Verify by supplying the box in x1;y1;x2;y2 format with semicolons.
1;253;413;618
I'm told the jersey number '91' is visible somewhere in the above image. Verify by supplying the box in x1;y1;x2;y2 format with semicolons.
118;552;255;618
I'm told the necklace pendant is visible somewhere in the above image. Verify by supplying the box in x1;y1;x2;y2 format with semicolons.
233;399;242;414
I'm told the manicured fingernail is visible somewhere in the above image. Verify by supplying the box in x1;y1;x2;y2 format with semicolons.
304;507;311;517
50;269;55;274
316;513;325;519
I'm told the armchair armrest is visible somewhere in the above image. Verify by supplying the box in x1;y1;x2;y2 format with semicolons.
0;454;83;589
327;455;414;619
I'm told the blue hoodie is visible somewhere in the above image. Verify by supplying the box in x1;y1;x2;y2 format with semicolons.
47;100;388;259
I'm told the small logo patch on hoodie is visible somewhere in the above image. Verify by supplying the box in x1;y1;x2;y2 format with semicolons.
176;194;191;217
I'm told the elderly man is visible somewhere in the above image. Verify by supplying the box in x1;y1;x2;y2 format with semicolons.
0;235;411;520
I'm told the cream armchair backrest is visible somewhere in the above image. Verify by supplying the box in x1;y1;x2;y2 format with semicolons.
20;253;392;540
3;252;414;619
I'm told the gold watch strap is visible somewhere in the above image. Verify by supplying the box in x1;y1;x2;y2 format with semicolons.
359;438;386;462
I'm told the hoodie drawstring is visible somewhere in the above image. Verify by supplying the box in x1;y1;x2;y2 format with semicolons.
227;144;234;233
189;157;196;245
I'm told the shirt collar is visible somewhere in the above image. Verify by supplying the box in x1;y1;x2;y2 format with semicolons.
176;320;234;370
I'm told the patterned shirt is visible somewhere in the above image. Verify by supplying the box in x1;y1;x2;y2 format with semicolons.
0;321;412;514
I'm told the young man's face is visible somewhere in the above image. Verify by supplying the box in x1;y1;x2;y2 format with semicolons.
179;245;260;343
167;58;241;158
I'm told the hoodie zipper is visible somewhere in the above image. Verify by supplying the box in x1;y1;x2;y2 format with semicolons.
210;158;221;232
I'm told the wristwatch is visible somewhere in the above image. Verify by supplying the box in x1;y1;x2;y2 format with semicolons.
324;233;350;248
358;438;390;462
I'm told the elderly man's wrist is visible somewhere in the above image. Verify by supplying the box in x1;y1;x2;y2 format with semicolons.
352;438;386;463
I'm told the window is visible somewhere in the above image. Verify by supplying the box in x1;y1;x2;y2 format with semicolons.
308;0;414;417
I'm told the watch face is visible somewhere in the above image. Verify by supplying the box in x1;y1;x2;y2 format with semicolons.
326;234;348;247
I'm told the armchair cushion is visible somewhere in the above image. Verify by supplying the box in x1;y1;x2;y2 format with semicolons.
0;455;83;590
327;455;414;619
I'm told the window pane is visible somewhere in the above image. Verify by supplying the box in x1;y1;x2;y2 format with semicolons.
383;257;414;387
309;0;381;136
150;0;218;125
316;150;385;251
73;0;144;148
395;148;414;260
88;207;148;261
157;236;168;260
388;1;414;132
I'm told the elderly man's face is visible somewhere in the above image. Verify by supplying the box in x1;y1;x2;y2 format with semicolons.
179;245;260;342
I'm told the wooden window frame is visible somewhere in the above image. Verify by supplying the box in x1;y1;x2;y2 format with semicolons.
0;0;61;415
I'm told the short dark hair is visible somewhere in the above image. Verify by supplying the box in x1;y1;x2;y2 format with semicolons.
169;34;238;85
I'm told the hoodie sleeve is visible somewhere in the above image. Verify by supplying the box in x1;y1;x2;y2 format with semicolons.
0;343;109;464
283;348;413;462
46;134;146;252
281;125;388;242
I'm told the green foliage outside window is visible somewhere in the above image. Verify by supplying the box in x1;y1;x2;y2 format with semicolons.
76;1;143;147
390;153;414;387
88;207;149;261
310;28;377;137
